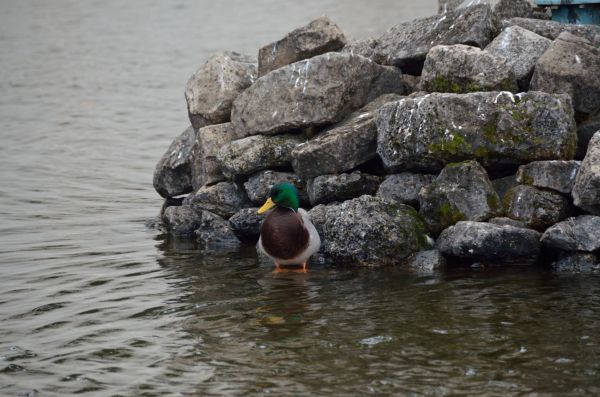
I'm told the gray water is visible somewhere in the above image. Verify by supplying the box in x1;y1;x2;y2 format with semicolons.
1;1;599;396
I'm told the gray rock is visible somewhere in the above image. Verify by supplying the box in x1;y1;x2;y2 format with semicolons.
491;174;518;203
421;44;518;93
258;16;347;77
406;249;446;273
573;132;600;215
188;181;249;219
307;171;381;206
231;52;409;136
153;126;195;198
341;38;378;60
377;172;436;207
577;112;600;159
373;5;499;73
516;160;580;194
291;94;402;179
185;52;257;130
243;170;309;206
456;0;532;21
228;208;264;240
488;217;529;229
530;32;600;115
217;134;303;179
161;205;203;237
541;216;600;252
195;210;241;248
317;195;428;265
551;252;599;273
376;91;577;173
418;161;501;234
307;203;330;236
486;26;552;90
502;17;600;47
437;221;542;264
504;185;571;230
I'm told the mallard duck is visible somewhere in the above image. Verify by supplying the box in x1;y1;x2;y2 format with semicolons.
257;183;320;272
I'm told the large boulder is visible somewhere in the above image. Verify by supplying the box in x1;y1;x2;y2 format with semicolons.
216;134;303;179
188;181;249;219
504;185;571;230
516;160;580;195
228;208;264;241
372;5;499;74
421;44;518;93
437;221;542;264
376;91;577;173
307;171;381;206
377;172;436;208
485;26;552;90
161;205;203;237
341;38;378;61
231;53;408;136
541;216;600;252
291;94;402;179
185;52;257;130
502;18;600;47
243;170;309;206
572;132;600;215
530;32;600;115
153;126;195;198
257;16;347;77
455;0;531;20
418;161;500;234
195;210;241;248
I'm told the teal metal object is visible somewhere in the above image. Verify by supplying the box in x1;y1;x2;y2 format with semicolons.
535;0;600;25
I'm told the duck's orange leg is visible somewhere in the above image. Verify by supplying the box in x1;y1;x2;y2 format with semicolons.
273;262;283;273
301;262;307;273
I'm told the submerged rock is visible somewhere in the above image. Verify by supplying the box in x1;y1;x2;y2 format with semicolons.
228;208;264;240
185;52;257;130
188;181;249;219
551;252;599;273
377;172;436;208
243;170;308;206
504;185;571;230
418;161;500;234
502;17;600;47
541;216;600;252
161;205;203;237
573;132;600;215
437;221;542;264
307;171;381;206
516;160;580;194
376;91;577;173
258;16;347;77
153;126;195;198
421;44;518;93
195;210;241;248
231;52;408;136
406;249;446;273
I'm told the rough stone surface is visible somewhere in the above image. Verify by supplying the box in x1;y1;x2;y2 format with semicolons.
438;0;464;13
486;26;551;90
377;172;436;207
437;221;542;264
228;208;264;240
373;5;499;73
291;94;402;179
258;16;347;77
341;38;378;60
232;52;409;136
541;216;600;252
502;17;600;47
418;161;501;234
161;205;203;237
217;134;303;179
456;0;532;21
185;52;257;130
551;252;599;273
577;113;600;159
376;91;577;173
195;210;241;247
530;33;600;115
573;132;600;215
421;44;518;94
243;170;309;206
492;174;518;203
406;249;446;273
307;204;330;237
153;126;195;198
188;182;249;219
516;160;580;194
504;185;571;230
307;171;381;206
488;217;529;229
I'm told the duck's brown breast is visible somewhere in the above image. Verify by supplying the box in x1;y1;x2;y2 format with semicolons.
260;207;309;260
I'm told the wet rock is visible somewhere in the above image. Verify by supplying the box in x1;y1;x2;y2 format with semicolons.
231;52;408;136
377;172;436;207
243;170;309;206
576;112;600;159
195;210;241;248
228;208;264;240
291;94;402;179
437;221;542;264
516;160;580;194
488;217;529;229
551;252;599;273
185;52;257;130
455;0;532;21
541;216;600;252
372;5;499;73
317;195;428;265
307;171;381;206
573;132;600;215
486;26;551;90
376;91;577;173
406;249;446;273
188;181;249;219
217;134;303;179
418;161;500;234
530;33;600;115
502;17;600;47
161;205;202;237
491;174;518;203
504;185;571;230
257;16;347;77
153;126;195;198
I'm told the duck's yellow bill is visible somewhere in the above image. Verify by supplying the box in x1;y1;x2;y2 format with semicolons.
257;198;276;214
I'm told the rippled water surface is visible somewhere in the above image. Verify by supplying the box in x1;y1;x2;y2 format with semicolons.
1;1;600;396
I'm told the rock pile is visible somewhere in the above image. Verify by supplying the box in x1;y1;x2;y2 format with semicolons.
153;4;600;270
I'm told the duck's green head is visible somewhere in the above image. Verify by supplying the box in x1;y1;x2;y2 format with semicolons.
257;183;299;214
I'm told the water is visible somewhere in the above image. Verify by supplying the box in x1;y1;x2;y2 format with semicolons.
1;0;599;395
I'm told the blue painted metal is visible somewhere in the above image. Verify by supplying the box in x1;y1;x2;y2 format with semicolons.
535;0;600;25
